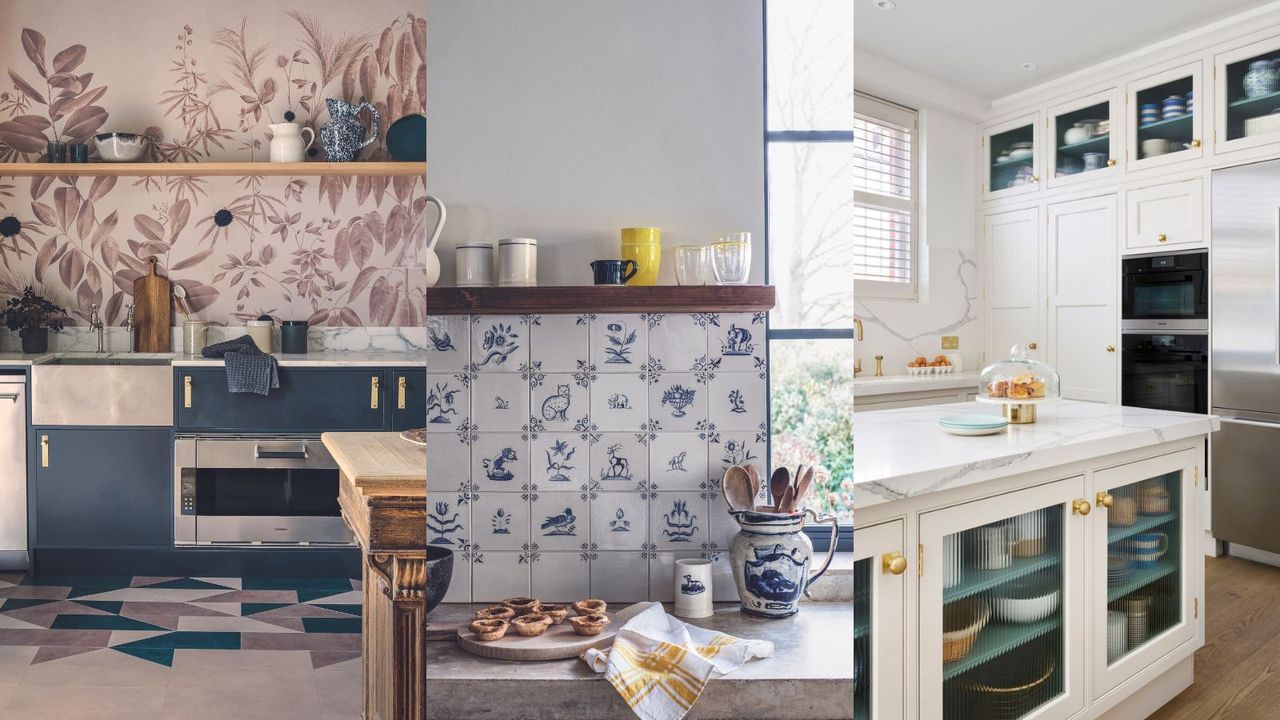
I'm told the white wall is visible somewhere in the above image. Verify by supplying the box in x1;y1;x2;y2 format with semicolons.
425;0;766;287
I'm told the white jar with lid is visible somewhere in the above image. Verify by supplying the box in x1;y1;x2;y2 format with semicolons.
455;243;495;287
498;238;537;287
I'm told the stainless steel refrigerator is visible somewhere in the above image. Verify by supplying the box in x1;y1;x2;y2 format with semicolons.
1212;159;1280;554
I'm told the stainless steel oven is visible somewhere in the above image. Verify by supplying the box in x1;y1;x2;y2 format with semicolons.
1122;250;1208;332
174;436;353;546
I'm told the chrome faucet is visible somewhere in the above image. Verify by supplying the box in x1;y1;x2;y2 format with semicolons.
89;303;105;353
125;304;135;353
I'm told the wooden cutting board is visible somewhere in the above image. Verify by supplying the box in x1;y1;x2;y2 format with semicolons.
132;257;171;353
455;602;652;661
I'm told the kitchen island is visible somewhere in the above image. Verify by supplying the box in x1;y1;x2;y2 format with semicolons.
854;400;1218;720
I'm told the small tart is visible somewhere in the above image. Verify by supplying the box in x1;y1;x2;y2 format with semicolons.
510;612;554;637
568;613;611;637
502;596;542;616
538;604;570;624
468;618;509;642
572;599;607;616
473;605;516;621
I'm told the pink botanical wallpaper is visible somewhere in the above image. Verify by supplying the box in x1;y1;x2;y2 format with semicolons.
0;1;427;326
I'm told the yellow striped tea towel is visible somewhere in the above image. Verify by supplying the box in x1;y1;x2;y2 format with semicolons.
582;602;773;720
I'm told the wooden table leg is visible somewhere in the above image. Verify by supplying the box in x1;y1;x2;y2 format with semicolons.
365;552;427;720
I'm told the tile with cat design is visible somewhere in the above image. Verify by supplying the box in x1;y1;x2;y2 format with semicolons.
531;374;584;432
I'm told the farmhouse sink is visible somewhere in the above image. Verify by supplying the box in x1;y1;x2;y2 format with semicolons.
31;359;174;426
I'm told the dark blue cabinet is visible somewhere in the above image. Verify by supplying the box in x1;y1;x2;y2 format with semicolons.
176;367;386;432
33;428;171;548
388;369;426;431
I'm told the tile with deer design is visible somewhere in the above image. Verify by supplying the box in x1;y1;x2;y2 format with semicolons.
589;433;648;492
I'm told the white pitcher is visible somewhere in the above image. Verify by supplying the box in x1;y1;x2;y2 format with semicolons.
398;195;446;286
269;122;315;163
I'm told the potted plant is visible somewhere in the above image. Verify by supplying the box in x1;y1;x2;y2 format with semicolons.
2;287;67;354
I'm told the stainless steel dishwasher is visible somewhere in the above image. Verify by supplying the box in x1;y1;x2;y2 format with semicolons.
0;377;27;570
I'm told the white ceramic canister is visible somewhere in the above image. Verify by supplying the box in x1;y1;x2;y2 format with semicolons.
246;320;273;352
268;122;315;163
673;558;713;619
498;238;538;287
455;243;495;287
182;321;208;355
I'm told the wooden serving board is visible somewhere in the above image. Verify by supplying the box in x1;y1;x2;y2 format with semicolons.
456;602;652;661
132;257;171;353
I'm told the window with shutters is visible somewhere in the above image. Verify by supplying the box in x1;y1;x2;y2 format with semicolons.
853;92;918;300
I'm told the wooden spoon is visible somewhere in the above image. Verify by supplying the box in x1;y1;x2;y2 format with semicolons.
778;485;796;514
721;466;754;512
794;466;816;510
745;464;761;505
769;467;791;507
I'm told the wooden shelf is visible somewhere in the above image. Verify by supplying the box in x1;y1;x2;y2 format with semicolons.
424;285;776;315
0;161;425;177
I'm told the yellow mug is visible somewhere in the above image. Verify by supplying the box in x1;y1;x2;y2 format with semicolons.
621;227;661;285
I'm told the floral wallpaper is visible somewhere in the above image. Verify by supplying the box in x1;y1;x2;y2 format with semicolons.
0;1;426;326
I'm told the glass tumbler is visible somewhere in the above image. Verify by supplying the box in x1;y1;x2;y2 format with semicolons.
711;232;751;285
673;245;709;285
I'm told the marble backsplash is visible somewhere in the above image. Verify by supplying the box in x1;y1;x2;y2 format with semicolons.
0;324;427;354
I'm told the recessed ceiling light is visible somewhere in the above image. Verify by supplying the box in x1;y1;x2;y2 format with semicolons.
875;0;897;9
1020;62;1038;71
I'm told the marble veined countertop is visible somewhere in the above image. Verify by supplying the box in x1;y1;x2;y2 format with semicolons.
854;400;1220;510
854;370;980;397
0;351;425;367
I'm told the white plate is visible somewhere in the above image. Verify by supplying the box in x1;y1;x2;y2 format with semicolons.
940;423;1006;436
939;414;1008;429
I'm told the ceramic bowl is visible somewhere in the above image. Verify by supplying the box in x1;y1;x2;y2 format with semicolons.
94;132;148;162
992;575;1061;623
1008;148;1033;160
425;546;454;615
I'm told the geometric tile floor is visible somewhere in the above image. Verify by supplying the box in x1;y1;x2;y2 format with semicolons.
0;573;362;719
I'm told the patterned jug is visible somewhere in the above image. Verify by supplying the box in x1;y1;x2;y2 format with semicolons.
729;508;838;619
321;99;381;162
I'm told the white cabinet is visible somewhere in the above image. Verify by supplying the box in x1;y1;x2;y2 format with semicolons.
1047;88;1122;189
1046;195;1118;403
1125;178;1204;251
1126;61;1204;172
984;112;1043;201
1215;35;1280;155
984;208;1043;365
854;520;907;720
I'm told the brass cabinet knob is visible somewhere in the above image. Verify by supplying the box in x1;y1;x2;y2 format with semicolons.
1072;498;1092;516
1028;342;1038;350
1157;233;1168;242
1107;344;1116;352
1107;158;1117;167
1191;139;1202;148
882;552;908;576
1096;491;1114;508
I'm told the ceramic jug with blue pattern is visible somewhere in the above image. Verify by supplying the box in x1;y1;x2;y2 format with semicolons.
321;99;381;162
729;508;838;619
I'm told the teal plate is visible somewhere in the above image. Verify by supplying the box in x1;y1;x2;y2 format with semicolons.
387;113;426;162
938;414;1008;429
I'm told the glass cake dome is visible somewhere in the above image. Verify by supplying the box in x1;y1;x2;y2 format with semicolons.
977;345;1061;422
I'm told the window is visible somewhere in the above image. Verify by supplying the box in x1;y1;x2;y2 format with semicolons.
764;0;854;537
854;92;917;300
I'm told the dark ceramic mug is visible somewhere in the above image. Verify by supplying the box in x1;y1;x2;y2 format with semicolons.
591;259;639;285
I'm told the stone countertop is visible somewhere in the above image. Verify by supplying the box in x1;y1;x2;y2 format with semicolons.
424;602;853;720
853;399;1220;510
0;350;425;367
853;370;980;397
0;353;53;366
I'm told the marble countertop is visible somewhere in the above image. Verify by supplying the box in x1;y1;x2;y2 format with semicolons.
854;370;980;397
0;351;425;367
424;602;852;720
854;400;1220;510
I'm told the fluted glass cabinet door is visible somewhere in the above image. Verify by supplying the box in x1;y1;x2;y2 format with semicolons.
919;478;1086;720
1091;448;1199;700
854;520;906;720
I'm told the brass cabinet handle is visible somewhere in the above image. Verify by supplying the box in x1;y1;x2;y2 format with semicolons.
1096;491;1114;508
882;552;907;576
1030;175;1040;183
1157;233;1168;242
40;435;48;468
1191;139;1202;148
183;376;192;408
397;376;407;410
1028;342;1038;350
1107;158;1117;167
1107;344;1116;352
371;376;380;410
1072;498;1092;516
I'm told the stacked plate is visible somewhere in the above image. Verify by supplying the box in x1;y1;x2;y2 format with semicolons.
939;414;1009;436
1107;552;1134;586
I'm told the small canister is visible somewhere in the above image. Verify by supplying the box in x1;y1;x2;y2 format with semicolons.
246;316;274;352
455;243;495;287
281;320;309;354
182;320;208;355
498;238;538;287
621;227;661;286
673;558;713;619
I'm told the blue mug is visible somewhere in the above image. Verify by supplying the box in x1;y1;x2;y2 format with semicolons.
1130;532;1168;569
591;259;639;285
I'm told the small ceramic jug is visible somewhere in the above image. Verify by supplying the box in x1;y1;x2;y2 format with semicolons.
269;122;315;162
321;99;381;162
729;508;838;619
1245;59;1280;98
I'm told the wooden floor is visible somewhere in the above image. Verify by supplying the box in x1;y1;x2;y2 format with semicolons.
1151;554;1280;719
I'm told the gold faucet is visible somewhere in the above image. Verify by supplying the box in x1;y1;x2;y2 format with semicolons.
853;316;865;376
874;355;884;377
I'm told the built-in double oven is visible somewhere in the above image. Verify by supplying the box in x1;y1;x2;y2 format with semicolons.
1121;250;1208;414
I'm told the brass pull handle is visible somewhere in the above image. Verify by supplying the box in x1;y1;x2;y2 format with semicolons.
371;376;380;410
1157;233;1168;242
1096;491;1114;508
1072;498;1092;516
1028;342;1038;350
40;434;48;468
1107;158;1117;167
1107;344;1116;352
1030;175;1040;183
882;552;907;576
397;376;407;410
1191;139;1202;148
183;376;192;408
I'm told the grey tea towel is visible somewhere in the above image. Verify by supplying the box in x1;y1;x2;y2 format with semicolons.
201;335;280;396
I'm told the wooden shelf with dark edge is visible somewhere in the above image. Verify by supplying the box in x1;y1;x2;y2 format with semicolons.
0;161;426;177
424;285;776;315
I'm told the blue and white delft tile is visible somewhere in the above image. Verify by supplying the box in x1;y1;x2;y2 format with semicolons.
649;373;707;433
590;493;648;551
529;314;590;373
589;552;650;602
709;435;767;487
648;313;708;373
648;433;709;492
472;494;532;552
471;374;531;432
712;312;765;372
470;315;529;372
471;433;531;493
590;315;648;372
442;558;472;603
531;491;589;552
649;551;702;603
590;372;648;431
707;492;739;553
590;433;649;491
650;492;709;551
472;551;532;603
709;553;740;603
424;376;470;433
425;315;469;372
708;372;766;432
425;432;471;491
426;494;470;549
532;433;590;489
531;552;591;602
531;374;585;433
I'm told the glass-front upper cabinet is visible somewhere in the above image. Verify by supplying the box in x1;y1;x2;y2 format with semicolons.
1128;61;1203;170
919;478;1086;720
854;520;906;720
984;112;1041;201
1048;89;1120;188
1091;449;1199;700
1217;36;1280;153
